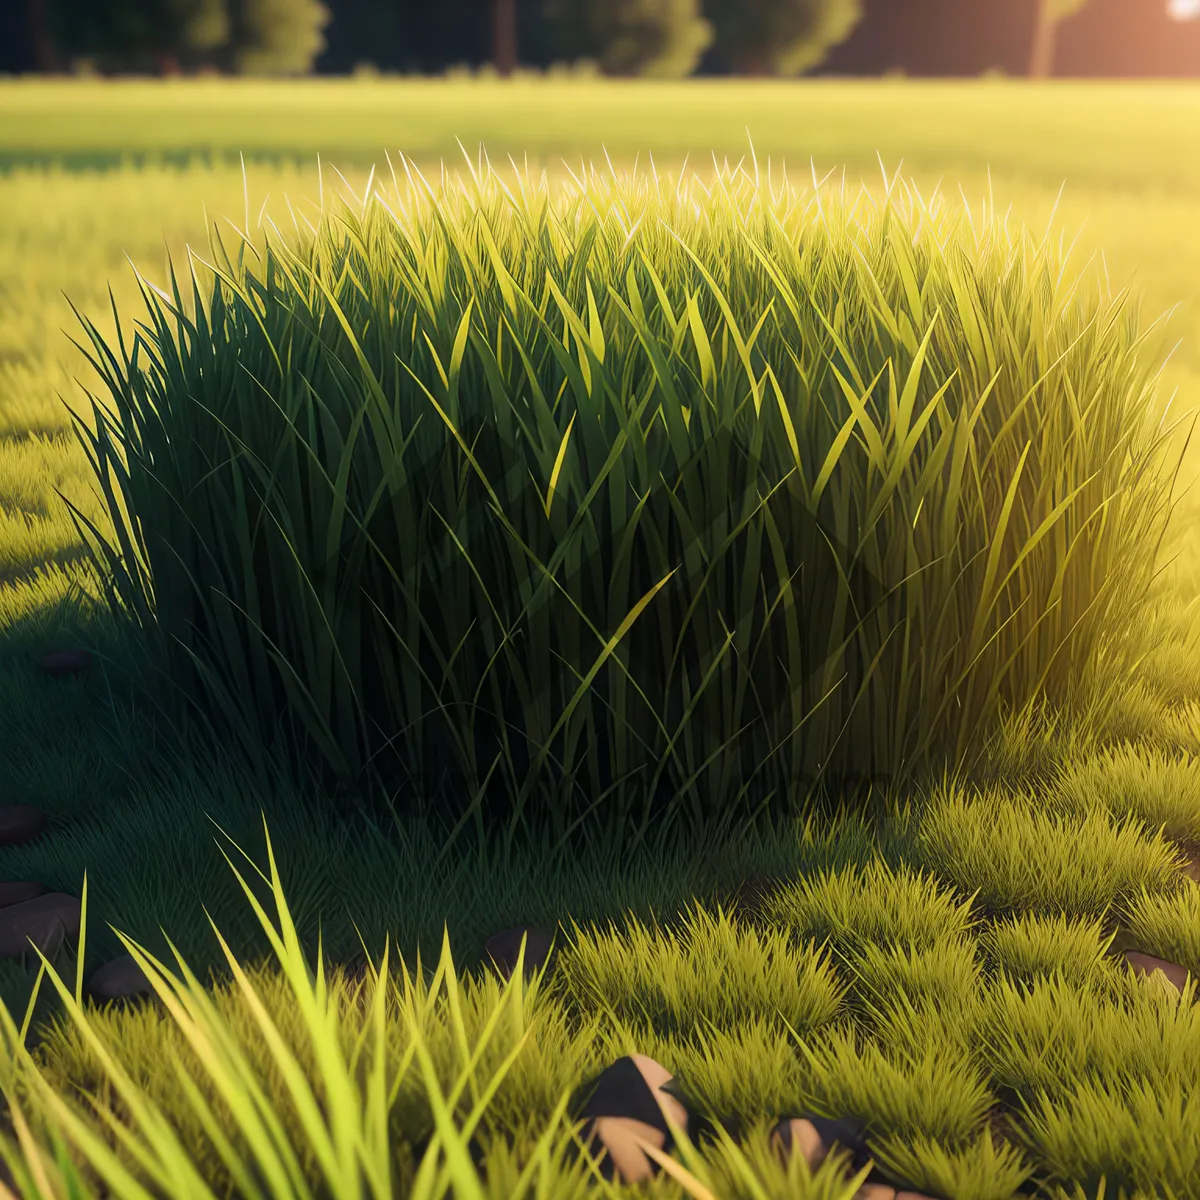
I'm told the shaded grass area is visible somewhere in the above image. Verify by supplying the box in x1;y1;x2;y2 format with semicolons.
1;83;1200;1197
2;673;1200;1196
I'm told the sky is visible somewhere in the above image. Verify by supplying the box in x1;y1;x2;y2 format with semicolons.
1167;0;1200;19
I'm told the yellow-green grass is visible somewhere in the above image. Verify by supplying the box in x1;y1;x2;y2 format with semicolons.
2;78;1200;193
1;789;1199;1199
2;82;1200;1198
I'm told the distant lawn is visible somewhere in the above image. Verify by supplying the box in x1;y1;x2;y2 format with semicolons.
1;77;1199;192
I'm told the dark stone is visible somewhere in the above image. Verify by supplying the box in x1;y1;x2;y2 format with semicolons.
483;925;556;982
0;892;81;959
0;807;47;848
36;650;93;678
771;1113;873;1174
86;954;155;1004
771;1117;829;1170
0;881;49;909
1123;950;1195;997
574;1054;690;1184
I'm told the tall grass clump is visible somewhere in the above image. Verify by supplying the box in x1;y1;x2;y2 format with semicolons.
66;153;1186;850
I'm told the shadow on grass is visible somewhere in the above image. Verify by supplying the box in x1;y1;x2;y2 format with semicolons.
0;149;382;175
0;561;919;1058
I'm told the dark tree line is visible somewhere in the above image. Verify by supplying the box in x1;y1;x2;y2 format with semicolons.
35;0;330;75
22;0;873;77
12;0;1194;80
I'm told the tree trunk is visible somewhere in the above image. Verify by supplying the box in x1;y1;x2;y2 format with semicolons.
26;0;61;73
1028;0;1057;78
492;0;517;77
736;54;773;77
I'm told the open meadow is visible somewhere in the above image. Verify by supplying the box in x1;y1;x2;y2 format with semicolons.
1;78;1200;1199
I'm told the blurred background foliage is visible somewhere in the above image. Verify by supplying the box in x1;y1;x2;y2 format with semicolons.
5;0;1200;82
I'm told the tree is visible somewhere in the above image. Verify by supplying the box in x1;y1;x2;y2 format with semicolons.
703;0;863;75
1028;0;1091;78
26;0;62;71
544;0;713;77
47;0;328;74
48;0;230;74
227;0;330;74
315;0;483;76
492;0;517;74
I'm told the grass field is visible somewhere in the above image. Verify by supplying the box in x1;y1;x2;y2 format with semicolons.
1;79;1200;1199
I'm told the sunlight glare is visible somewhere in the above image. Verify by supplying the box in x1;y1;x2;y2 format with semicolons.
1167;0;1200;20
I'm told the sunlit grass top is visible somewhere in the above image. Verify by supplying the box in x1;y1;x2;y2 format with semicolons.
69;154;1185;849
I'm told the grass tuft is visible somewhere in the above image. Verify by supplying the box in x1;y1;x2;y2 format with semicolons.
64;156;1187;855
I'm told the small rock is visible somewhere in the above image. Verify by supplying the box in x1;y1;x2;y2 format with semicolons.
771;1113;872;1175
0;881;49;909
1181;854;1200;885
2;914;67;965
771;1117;830;1171
577;1054;689;1183
37;650;93;678
0;806;48;848
586;1117;670;1182
1123;950;1194;996
483;925;555;982
0;892;82;959
86;954;155;1003
854;1187;896;1200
